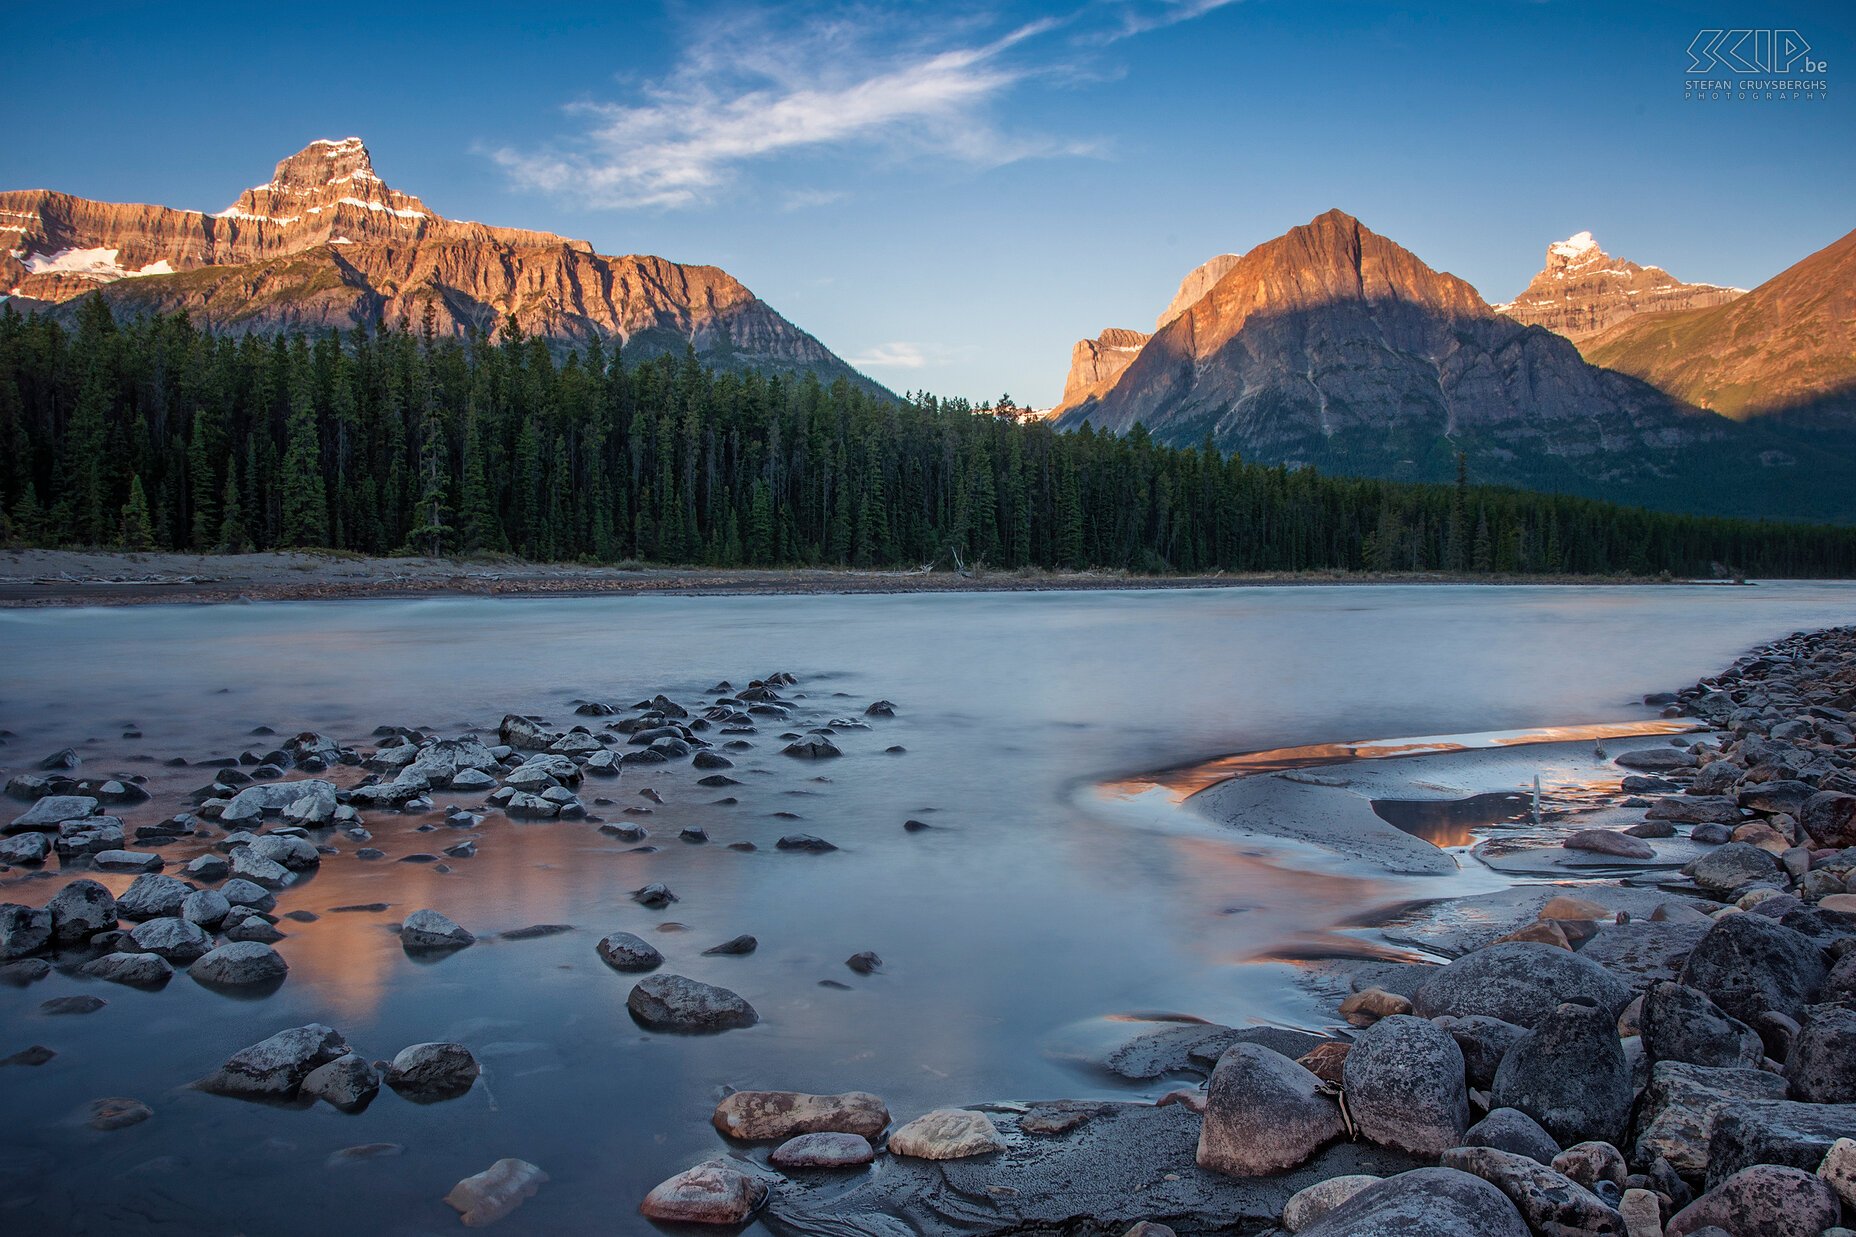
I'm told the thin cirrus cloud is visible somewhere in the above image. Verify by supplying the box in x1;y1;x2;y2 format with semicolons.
845;342;929;370
493;2;1241;210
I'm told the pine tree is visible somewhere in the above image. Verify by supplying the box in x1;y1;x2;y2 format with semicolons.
279;371;328;547
119;474;154;549
187;409;217;549
1472;509;1494;573
218;461;248;552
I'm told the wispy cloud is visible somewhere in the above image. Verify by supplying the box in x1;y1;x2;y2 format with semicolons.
495;2;1239;210
846;341;930;369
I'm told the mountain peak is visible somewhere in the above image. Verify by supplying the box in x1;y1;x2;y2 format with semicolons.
1499;231;1741;341
216;137;430;225
1549;230;1599;262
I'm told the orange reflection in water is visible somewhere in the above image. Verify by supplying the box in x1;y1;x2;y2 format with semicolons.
1102;718;1704;804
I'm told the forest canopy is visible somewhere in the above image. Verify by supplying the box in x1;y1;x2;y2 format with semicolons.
3;298;1854;579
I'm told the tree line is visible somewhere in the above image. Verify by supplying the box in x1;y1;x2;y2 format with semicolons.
3;297;1854;579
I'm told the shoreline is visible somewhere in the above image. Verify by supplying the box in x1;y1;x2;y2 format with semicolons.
0;548;1730;608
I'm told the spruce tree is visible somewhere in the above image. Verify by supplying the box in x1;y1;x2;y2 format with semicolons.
218;461;248;552
119;474;154;549
187;409;217;549
279;373;327;547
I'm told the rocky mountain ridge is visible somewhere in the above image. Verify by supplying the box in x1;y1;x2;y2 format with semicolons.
1494;231;1742;342
1050;209;1856;521
0;139;874;387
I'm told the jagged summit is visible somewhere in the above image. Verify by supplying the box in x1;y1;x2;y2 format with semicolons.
1496;230;1741;341
0;140;878;390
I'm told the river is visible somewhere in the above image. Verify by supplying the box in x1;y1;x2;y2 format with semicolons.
2;582;1853;1233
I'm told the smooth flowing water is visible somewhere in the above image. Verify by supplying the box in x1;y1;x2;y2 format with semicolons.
2;582;1853;1234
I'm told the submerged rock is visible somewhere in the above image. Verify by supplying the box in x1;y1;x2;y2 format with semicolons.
385;1042;480;1100
596;932;663;972
628;974;758;1033
400;909;474;951
713;1090;891;1141
640;1159;768;1225
887;1109;1006;1160
191;941;288;987
80;951;173;987
196;1023;351;1099
302;1053;380;1111
446;1158;548;1227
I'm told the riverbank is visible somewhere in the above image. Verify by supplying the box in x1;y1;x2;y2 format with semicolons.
0;548;1699;607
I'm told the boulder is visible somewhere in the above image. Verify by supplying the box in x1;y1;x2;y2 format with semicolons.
1686;842;1782;894
302;1053;380;1110
1342;1015;1468;1156
769;1132;875;1169
0;905;53;961
227;847;294;888
1706;1100;1856;1185
79;951;173;987
639;1160;767;1225
115;873;190;920
0;832;50;864
627;974;758;1033
1197;1043;1344;1176
196;1023;351;1099
1553;1142;1628;1191
781;737;841;760
595;931;664;972
1491;999;1632;1147
385;1042;480;1100
1282;1175;1382;1233
712;1090;890;1141
220;779;337;826
47;879;116;941
1666;1165;1839;1237
1678;913;1826;1023
124;916;212;963
1641;982;1763;1068
246;833;320;870
1412;943;1632;1028
191;941;288;987
499;714;558;750
180;888;232;929
446;1158;549;1227
8;795;98;831
400;909;474;951
1564;829;1657;859
1803;791;1856;848
1630;1062;1786;1175
887;1109;1007;1159
1463;1108;1563;1166
1438;1015;1528;1090
1819;1137;1856;1209
1439;1145;1626;1237
1614;748;1695;773
1296;1167;1530;1237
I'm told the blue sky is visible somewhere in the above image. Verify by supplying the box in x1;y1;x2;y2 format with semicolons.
10;1;1851;405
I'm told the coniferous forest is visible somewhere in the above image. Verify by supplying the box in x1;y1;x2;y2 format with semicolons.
3;297;1855;578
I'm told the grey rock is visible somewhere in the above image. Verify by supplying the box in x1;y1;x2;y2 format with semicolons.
196;1023;351;1099
80;951;173;986
1439;1145;1626;1237
219;878;274;910
302;1053;379;1110
47;879;116;941
628;974;758;1033
1464;1107;1563;1165
1197;1043;1343;1176
1439;1015;1529;1090
1492;999;1632;1147
1679;913;1826;1023
191;941;288;987
400;909;474;951
385;1041;479;1099
227;847;294;888
1630;1062;1787;1175
769;1131;875;1169
8;795;98;830
1688;842;1785;897
115;873;191;920
1343;1014;1468;1157
246;833;320;870
1666;1165;1839;1237
1413;942;1632;1028
1552;1142;1628;1191
180;888;232;929
1706;1100;1856;1186
124;916;212;963
1641;981;1764;1068
0;833;50;864
1282;1175;1382;1233
596;932;663;972
220;779;337;826
1296;1167;1530;1237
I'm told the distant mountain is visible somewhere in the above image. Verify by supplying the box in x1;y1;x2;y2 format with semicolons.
1583;225;1856;423
1495;231;1741;342
1052;209;1856;522
0;138;878;388
1059;327;1151;409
